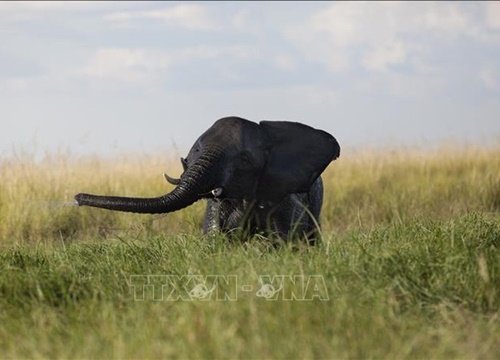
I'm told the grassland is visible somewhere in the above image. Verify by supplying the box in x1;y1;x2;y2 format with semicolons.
0;146;499;359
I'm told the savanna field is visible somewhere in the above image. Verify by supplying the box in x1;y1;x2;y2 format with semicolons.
0;146;499;359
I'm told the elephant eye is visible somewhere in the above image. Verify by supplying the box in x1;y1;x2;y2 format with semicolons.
239;152;253;168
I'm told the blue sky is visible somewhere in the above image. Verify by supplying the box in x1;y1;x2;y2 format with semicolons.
1;1;499;159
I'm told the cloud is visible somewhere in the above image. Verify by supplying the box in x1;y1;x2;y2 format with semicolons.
104;3;218;31
273;53;297;71
485;1;500;30
76;48;171;84
286;2;499;74
0;1;103;12
0;1;128;22
295;85;339;106
361;39;407;73
479;67;500;91
416;2;477;36
387;72;446;99
74;44;261;88
285;2;414;73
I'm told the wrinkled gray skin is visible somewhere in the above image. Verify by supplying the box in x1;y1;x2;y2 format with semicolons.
75;117;340;241
202;178;324;240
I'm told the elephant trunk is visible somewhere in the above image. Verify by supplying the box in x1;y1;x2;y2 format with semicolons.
74;149;221;214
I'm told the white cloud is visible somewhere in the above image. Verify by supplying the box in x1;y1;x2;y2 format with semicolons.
310;2;386;47
479;67;500;91
104;3;218;31
417;2;476;36
0;78;31;92
300;85;339;106
273;53;297;71
286;2;416;73
286;2;498;74
387;72;446;99
76;48;171;84
231;9;263;36
74;44;261;88
362;39;407;72
485;1;500;30
0;1;129;22
0;1;101;12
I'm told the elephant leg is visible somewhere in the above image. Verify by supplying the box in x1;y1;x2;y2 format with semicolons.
268;178;323;241
257;197;303;240
308;177;324;227
302;177;324;242
203;199;221;234
203;199;255;237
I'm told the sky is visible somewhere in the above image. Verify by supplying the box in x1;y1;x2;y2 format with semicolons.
1;1;499;159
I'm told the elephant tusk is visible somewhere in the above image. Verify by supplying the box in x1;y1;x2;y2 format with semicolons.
211;188;223;197
163;173;181;185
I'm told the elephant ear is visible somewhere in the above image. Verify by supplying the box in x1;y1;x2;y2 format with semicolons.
257;121;340;202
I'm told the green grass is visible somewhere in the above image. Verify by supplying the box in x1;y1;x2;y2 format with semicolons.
0;146;499;359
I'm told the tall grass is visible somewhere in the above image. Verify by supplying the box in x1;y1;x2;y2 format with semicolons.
323;146;500;231
0;145;499;359
1;145;498;243
0;152;202;243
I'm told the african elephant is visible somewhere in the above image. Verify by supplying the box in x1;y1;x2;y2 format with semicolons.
74;117;340;241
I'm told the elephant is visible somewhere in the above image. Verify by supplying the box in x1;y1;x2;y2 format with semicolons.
74;116;340;241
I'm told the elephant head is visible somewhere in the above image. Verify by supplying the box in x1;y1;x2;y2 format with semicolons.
74;117;340;214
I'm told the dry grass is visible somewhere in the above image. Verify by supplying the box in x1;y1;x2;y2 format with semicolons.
322;145;500;232
1;145;499;243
